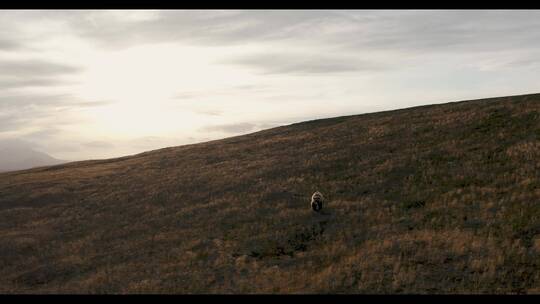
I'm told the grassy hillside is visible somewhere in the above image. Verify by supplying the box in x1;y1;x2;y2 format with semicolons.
0;93;539;294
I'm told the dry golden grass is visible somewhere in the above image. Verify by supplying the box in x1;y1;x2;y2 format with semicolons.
0;93;539;293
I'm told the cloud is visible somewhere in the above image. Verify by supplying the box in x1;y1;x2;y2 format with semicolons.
17;10;536;56
0;76;77;90
0;94;110;110
0;38;20;51
0;59;82;76
0;94;110;133
5;11;540;76
0;59;82;91
0;97;53;133
201;123;256;134
64;10;337;49
82;141;115;149
222;52;386;75
24;128;63;140
128;136;185;151
3;10;540;58
172;84;271;100
193;109;223;116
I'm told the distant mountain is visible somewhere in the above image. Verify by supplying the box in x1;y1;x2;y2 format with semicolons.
0;141;64;172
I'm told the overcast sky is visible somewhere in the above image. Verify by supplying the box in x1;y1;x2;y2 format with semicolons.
1;10;540;161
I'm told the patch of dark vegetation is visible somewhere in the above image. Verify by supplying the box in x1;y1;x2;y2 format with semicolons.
247;221;328;260
472;108;513;134
401;200;426;210
514;225;540;249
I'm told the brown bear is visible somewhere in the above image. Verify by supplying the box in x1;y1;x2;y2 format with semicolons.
311;191;323;212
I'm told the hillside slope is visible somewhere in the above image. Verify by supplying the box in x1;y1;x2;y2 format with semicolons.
0;93;539;294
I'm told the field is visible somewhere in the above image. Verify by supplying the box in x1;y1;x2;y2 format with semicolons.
0;93;539;293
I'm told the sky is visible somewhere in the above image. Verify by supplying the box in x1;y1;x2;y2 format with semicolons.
1;10;540;161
